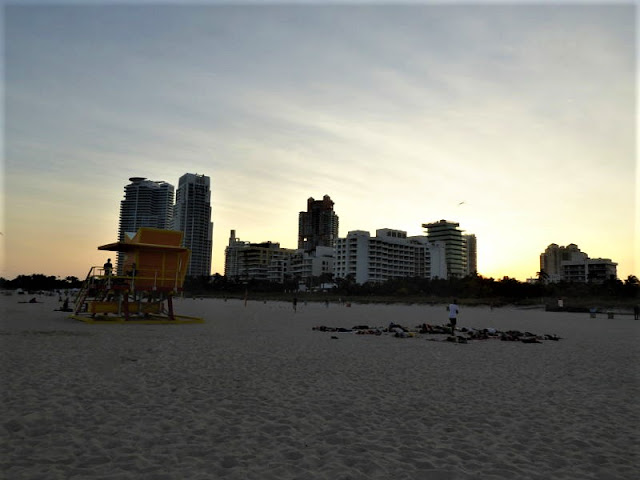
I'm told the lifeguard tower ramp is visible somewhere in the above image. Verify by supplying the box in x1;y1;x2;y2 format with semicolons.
70;228;203;324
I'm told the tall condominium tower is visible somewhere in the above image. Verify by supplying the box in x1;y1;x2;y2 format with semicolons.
173;173;213;277
422;220;467;279
117;177;175;272
298;195;339;252
464;234;477;276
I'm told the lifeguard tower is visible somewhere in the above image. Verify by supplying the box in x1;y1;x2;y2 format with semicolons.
70;228;203;324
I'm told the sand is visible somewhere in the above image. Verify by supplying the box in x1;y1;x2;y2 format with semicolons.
1;294;638;479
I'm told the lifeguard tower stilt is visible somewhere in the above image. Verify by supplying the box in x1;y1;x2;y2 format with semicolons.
70;228;203;324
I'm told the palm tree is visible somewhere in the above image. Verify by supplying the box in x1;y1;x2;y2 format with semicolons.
624;275;639;286
536;270;549;284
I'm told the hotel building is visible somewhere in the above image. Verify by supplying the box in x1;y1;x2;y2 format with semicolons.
333;229;447;285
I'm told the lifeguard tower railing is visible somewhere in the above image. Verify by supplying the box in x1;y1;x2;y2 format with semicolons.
70;228;201;322
73;261;188;315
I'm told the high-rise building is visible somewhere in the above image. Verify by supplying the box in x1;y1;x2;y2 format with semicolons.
298;195;339;252
539;243;617;283
289;246;335;285
540;243;585;278
464;234;477;276
117;177;174;273
423;220;468;279
334;229;447;284
225;230;294;282
172;173;213;277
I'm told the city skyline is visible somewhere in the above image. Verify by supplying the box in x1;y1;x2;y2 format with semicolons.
3;2;637;281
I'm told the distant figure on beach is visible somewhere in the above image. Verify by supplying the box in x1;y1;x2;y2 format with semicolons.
447;300;459;335
292;297;298;312
57;297;72;312
634;305;639;320
103;258;113;276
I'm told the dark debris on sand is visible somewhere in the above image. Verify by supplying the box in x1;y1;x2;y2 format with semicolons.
312;323;561;344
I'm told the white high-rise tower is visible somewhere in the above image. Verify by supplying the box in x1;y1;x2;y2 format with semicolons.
117;177;174;273
173;173;213;277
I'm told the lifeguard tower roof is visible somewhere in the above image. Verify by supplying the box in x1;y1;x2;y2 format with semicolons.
98;228;190;291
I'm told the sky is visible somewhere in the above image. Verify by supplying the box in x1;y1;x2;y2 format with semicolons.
2;1;638;281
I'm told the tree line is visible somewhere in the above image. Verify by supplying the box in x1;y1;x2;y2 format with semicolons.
0;274;83;291
184;273;640;304
3;272;637;305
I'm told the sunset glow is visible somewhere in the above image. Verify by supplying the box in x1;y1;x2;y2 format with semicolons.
3;2;637;281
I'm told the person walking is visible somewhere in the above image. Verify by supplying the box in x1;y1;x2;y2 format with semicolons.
447;300;459;336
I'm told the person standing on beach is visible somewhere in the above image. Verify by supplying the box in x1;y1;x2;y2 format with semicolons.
634;304;640;320
292;296;298;312
447;300;459;335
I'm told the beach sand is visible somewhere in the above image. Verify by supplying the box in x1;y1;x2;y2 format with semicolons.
1;294;638;479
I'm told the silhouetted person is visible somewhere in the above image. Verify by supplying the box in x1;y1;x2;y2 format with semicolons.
103;258;113;276
447;300;459;336
292;297;298;312
634;305;639;320
59;298;72;312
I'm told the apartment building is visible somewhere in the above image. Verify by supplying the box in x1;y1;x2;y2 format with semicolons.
334;229;447;285
173;173;213;277
289;246;335;283
464;234;477;276
298;195;339;252
117;177;174;273
540;243;617;282
224;230;295;283
422;220;468;279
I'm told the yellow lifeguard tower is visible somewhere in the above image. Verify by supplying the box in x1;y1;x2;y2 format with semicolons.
70;228;203;324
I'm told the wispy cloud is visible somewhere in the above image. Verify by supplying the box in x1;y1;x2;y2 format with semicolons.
4;4;636;278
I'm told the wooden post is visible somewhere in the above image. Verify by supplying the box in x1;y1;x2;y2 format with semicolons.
167;295;175;320
122;291;130;321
